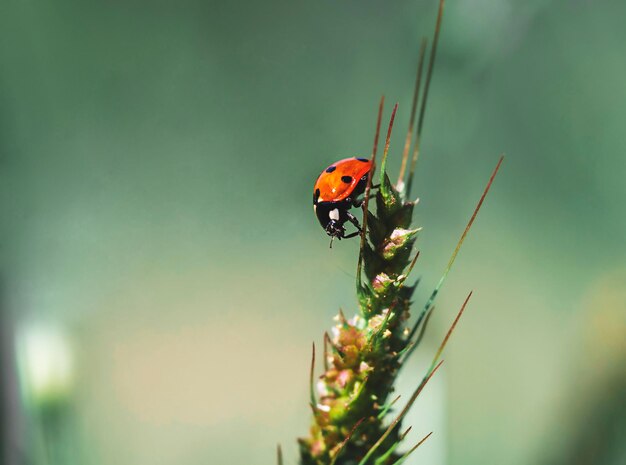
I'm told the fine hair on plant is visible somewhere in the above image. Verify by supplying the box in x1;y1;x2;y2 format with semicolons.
289;1;503;464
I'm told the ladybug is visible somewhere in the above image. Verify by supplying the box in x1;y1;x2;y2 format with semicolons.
313;157;372;243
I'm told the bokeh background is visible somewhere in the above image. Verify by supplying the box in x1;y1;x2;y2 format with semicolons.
1;0;625;464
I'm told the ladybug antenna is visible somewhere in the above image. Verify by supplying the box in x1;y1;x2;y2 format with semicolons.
329;236;335;249
357;96;385;284
397;37;428;190
405;0;445;199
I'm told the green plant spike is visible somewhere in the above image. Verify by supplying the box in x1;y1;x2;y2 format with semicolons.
297;2;502;463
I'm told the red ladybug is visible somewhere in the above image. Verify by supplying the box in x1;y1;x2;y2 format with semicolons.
313;157;372;242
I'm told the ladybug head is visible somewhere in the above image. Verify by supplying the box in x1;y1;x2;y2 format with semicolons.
325;219;345;248
314;202;355;247
324;218;345;238
321;205;346;237
315;204;345;235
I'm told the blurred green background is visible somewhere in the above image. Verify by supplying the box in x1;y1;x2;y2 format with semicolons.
1;0;625;464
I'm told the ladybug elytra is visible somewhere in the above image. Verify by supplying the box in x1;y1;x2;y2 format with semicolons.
313;157;372;244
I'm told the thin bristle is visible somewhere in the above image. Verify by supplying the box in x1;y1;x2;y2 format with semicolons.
378;103;399;186
337;308;348;325
429;291;472;372
402;250;421;283
323;332;330;371
414;431;433;450
309;342;316;407
371;97;385;160
392;432;433;464
406;0;445;198
328;418;366;465
377;394;402;420
401;305;435;364
357;360;444;465
420;155;503;317
357;96;385;282
325;331;344;356
400;426;413;441
277;444;283;465
397;38;428;187
409;304;434;345
416;0;444;139
401;157;502;365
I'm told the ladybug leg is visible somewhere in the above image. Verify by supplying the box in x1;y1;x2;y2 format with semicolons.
341;231;361;239
346;211;362;233
352;185;380;209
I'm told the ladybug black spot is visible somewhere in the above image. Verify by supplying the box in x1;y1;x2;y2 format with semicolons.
314;188;320;202
356;158;369;162
341;176;353;184
325;166;337;173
